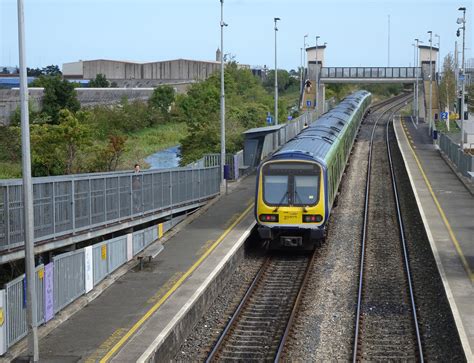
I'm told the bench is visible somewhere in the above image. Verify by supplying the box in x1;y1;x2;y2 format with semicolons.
137;242;164;270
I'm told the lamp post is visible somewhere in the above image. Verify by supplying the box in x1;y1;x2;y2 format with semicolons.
414;39;422;125
220;0;227;188
412;42;416;118
303;34;308;82
458;6;466;149
274;17;280;125
428;30;433;136
17;0;39;360
435;34;440;78
315;35;320;115
300;47;303;99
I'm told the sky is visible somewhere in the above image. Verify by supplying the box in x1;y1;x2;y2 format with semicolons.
0;0;472;71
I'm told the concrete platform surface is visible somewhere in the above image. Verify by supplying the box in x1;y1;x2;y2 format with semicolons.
13;176;257;362
395;117;474;361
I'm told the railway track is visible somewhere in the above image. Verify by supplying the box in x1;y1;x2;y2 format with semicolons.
353;95;424;361
206;253;315;362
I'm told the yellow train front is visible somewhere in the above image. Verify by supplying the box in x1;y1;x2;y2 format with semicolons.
255;156;327;249
255;90;372;249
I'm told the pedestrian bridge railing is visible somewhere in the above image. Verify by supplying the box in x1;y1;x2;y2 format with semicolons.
0;166;220;252
320;67;421;80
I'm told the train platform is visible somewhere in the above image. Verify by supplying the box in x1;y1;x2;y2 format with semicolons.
394;117;474;361
8;176;256;362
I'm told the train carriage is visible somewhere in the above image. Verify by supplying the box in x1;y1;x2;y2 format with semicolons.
255;90;372;249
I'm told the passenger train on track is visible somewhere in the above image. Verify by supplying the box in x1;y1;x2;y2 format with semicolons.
255;90;372;249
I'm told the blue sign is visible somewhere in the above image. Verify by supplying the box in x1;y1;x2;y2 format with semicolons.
287;116;293;121
459;74;465;81
266;116;273;125
306;100;312;107
440;112;448;120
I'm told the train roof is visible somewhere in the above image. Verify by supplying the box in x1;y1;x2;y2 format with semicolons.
272;90;371;164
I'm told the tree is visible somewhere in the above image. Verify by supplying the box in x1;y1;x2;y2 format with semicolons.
42;65;61;76
27;67;43;77
148;85;175;121
438;54;456;112
89;73;110;88
31;75;80;123
1;67;9;74
30;109;91;175
467;84;474;114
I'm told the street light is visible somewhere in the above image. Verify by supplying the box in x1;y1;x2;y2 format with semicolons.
458;6;466;149
303;34;308;83
220;0;228;188
17;0;39;360
435;34;440;77
274;17;280;125
414;38;423;125
428;30;433;136
315;35;320;115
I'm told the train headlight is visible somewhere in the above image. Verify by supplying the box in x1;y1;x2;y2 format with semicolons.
303;214;323;223
259;214;279;222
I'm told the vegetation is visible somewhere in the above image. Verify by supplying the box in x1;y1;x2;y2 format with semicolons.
326;83;404;103
0;63;304;177
89;73;110;88
438;54;456;112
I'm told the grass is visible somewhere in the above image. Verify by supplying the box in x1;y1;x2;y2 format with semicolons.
118;121;188;170
0;162;22;179
435;120;460;134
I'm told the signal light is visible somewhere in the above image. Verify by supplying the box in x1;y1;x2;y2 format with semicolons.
259;214;279;222
303;214;323;223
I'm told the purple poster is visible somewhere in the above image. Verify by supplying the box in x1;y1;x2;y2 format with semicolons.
44;263;54;322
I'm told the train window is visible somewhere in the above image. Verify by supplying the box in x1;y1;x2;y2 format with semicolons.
263;175;289;205
294;176;319;205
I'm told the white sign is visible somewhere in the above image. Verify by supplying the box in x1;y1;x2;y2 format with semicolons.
84;246;94;293
127;233;133;261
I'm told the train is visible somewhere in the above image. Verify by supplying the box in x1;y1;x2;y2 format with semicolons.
255;90;372;249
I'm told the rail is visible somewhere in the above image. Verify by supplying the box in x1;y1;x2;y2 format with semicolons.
321;67;421;79
206;253;315;362
0;166;219;252
353;96;423;361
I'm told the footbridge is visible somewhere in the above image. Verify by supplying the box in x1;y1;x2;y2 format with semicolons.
302;44;440;122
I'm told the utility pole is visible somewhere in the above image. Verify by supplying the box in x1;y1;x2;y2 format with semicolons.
388;15;391;67
300;47;303;102
17;0;39;360
220;0;227;188
414;38;422;125
274;17;280;125
458;7;466;149
315;35;320;116
428;30;433;136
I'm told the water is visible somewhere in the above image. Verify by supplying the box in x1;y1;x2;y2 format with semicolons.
145;145;181;169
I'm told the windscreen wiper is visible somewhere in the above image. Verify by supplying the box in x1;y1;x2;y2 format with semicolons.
273;191;289;212
294;191;308;213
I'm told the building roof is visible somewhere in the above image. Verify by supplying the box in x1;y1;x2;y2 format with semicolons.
306;45;327;51
418;45;440;51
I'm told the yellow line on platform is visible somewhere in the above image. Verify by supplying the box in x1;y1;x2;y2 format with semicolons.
99;202;254;362
400;120;474;282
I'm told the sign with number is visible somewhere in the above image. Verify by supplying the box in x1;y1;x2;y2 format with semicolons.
306;100;312;107
440;112;448;120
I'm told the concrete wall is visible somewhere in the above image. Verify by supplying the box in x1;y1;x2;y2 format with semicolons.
142;59;220;81
0;82;193;126
63;61;83;78
0;88;43;126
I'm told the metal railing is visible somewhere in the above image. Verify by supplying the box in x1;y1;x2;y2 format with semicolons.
0;166;220;251
1;223;164;353
321;67;421;79
439;132;474;177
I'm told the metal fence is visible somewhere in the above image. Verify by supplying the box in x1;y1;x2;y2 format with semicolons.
4;265;44;347
321;67;421;79
53;250;85;313
2;223;162;353
439;132;474;177
0;166;220;251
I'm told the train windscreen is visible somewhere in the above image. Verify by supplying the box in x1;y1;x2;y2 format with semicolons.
262;162;320;206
